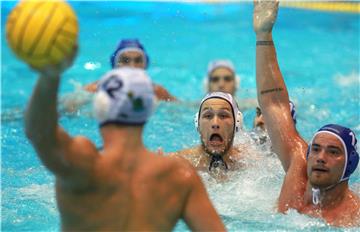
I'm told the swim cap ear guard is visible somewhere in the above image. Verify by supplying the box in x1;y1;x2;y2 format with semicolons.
93;67;155;126
289;100;297;124
194;92;243;134
110;39;150;69
306;124;359;182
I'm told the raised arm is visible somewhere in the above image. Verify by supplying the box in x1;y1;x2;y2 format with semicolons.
253;0;307;172
182;167;226;231
25;48;98;182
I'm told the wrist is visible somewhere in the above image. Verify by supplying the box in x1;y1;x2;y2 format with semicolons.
40;73;61;81
256;33;273;42
39;73;61;84
37;66;62;80
256;41;274;46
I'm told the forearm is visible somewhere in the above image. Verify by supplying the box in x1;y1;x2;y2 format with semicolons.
25;75;60;144
154;84;177;101
256;33;289;109
255;33;297;171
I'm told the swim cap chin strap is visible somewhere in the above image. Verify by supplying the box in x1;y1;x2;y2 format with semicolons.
312;187;321;205
209;154;228;171
311;184;340;206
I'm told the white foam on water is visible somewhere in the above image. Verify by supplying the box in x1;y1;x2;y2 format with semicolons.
17;183;57;215
196;130;360;229
334;72;360;87
84;61;102;70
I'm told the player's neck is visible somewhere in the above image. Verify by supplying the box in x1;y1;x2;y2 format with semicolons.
101;125;145;154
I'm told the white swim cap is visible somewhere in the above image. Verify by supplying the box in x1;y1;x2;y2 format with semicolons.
93;67;155;127
204;59;241;92
194;92;243;133
207;60;235;75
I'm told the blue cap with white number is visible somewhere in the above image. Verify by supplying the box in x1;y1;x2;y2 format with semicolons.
307;124;359;182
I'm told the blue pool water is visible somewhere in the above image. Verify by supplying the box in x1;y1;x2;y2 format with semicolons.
1;1;359;231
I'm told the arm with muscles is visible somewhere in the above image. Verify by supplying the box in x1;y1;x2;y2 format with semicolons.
25;52;98;185
182;168;226;231
254;0;308;212
254;0;307;172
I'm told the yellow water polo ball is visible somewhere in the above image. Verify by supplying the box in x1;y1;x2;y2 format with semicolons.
6;0;78;69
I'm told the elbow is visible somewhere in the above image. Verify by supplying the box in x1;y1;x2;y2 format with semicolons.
24;116;46;143
24;117;35;141
25;123;39;143
24;108;35;140
25;127;32;140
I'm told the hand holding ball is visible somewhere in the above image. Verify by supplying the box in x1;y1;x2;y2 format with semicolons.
6;0;78;70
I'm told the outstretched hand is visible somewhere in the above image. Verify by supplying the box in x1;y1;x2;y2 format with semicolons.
253;0;279;37
31;44;78;78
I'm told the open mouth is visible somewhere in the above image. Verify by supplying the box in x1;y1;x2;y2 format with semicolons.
209;133;223;145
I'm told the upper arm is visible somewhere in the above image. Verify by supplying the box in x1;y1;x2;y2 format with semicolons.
182;168;225;231
278;153;308;211
262;103;307;172
32;126;98;179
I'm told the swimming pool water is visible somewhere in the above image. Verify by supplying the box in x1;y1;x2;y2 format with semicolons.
1;1;359;231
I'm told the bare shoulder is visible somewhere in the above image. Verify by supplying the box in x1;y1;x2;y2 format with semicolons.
168;147;200;158
61;135;99;173
349;191;360;219
166;154;198;174
67;135;98;156
330;191;360;227
153;153;200;185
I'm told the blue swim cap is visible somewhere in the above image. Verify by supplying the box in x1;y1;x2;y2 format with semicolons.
110;39;150;69
93;68;155;126
289;100;297;124
307;124;359;182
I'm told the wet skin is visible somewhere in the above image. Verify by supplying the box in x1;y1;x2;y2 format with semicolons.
198;98;235;156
